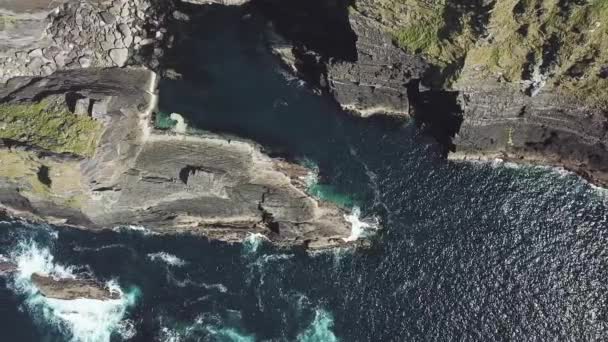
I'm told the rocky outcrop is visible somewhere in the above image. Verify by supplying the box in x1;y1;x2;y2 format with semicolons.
451;83;608;186
253;0;608;185
31;273;120;300
325;11;427;117
0;260;17;276
0;68;352;249
0;0;169;83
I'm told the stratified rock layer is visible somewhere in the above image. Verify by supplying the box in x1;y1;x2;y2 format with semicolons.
0;68;352;249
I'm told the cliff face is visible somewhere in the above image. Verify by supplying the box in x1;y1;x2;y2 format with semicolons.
254;0;608;185
350;0;608;184
0;0;606;243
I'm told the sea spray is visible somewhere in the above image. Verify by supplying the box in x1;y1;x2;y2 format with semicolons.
147;252;188;267
297;309;339;342
343;206;380;242
112;224;156;235
7;239;140;342
242;233;269;254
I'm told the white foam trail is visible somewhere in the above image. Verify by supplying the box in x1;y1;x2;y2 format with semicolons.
343;207;380;242
148;252;187;267
165;271;228;293
7;240;139;342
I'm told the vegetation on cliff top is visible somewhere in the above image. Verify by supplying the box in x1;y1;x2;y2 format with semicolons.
0;99;103;157
355;0;608;108
0;149;85;208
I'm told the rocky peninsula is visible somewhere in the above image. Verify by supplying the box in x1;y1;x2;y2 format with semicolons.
0;0;607;249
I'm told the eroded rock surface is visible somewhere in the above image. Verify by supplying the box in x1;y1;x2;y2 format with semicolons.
0;0;168;83
31;273;120;300
0;68;352;248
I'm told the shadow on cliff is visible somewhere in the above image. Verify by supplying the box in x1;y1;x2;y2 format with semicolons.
250;0;357;89
407;80;463;156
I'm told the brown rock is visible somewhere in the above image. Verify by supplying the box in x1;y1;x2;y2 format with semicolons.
31;273;120;301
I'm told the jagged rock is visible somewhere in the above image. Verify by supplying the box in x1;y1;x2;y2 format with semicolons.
109;48;129;66
31;273;120;300
0;68;352;249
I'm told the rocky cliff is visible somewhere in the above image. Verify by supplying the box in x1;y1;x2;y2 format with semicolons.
0;0;606;247
0;67;352;249
251;0;608;185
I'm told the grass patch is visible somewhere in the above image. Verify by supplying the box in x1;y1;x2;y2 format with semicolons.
392;10;444;53
0;99;103;157
0;150;49;197
0;149;86;207
357;0;608;108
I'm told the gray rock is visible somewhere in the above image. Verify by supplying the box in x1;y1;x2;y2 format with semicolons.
74;98;91;116
79;56;92;68
109;48;128;66
54;54;67;68
173;10;190;21
99;11;116;25
117;23;131;37
26;57;44;71
91;97;111;119
0;68;353;249
28;48;44;58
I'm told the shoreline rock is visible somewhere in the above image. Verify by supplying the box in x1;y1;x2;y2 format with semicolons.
31;273;120;301
0;67;353;249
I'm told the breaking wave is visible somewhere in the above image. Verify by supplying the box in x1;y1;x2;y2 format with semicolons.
6;239;139;342
343;206;380;242
242;233;269;254
297;309;339;342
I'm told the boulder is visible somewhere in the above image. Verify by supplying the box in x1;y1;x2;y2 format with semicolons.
109;48;129;66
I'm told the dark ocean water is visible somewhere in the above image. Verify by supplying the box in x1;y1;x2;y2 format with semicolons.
2;4;608;342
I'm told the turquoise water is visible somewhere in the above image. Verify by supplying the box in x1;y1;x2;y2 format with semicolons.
2;3;608;342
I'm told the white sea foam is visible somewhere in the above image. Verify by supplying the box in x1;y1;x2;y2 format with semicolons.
242;233;269;254
342;206;380;242
297;309;339;342
148;252;188;267
7;240;139;342
112;224;156;235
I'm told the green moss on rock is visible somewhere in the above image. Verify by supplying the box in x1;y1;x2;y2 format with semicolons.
357;0;608;108
0;99;103;157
